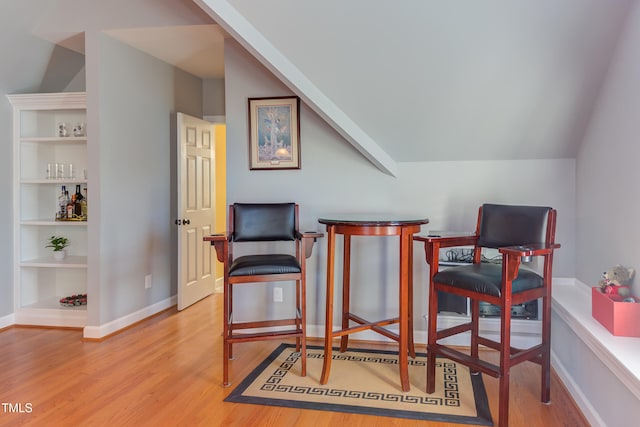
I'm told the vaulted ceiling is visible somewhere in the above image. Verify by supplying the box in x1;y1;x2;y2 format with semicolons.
2;0;634;176
195;0;634;175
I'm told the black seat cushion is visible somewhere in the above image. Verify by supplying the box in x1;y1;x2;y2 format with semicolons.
229;254;301;277
433;263;543;297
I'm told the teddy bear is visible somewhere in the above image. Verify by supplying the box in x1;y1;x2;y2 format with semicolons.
598;264;635;297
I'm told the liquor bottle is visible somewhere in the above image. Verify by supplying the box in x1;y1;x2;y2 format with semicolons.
66;194;75;219
65;190;71;217
81;187;88;219
73;185;84;217
58;185;67;219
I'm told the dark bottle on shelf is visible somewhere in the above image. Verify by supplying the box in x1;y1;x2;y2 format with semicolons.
73;185;84;217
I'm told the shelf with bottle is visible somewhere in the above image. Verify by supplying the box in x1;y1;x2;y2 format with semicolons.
55;184;87;222
21;179;88;185
20;220;87;226
20;183;88;223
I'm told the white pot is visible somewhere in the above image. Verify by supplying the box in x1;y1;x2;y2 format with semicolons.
53;250;66;260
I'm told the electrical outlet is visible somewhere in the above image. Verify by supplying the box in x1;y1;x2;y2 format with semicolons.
273;287;283;302
145;274;152;289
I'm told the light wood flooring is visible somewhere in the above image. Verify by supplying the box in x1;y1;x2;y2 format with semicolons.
0;294;589;427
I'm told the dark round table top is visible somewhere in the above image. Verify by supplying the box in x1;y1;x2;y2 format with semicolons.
318;215;429;227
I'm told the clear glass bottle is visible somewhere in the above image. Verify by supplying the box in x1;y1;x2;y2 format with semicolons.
58;185;67;220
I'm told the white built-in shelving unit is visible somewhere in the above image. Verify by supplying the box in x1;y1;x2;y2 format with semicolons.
8;92;88;327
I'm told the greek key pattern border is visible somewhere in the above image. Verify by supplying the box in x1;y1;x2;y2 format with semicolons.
258;351;461;407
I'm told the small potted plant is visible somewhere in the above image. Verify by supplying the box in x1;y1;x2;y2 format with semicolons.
46;235;70;260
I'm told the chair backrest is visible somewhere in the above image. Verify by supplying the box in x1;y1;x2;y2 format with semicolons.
477;203;554;249
231;203;297;242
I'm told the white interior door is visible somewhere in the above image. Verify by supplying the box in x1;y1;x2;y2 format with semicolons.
177;112;216;310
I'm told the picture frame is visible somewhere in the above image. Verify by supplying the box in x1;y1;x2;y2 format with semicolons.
248;96;301;170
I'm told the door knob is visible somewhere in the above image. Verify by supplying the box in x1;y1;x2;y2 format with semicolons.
183;219;191;225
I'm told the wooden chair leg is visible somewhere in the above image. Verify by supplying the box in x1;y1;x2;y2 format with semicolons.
228;282;234;360
408;243;416;358
340;235;351;353
541;293;551;403
300;278;307;377
470;299;479;373
426;287;438;394
498;370;511;427
498;300;513;427
223;280;231;387
295;278;301;353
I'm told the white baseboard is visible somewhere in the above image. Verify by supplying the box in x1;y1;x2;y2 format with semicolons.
551;348;606;427
82;296;177;339
214;277;223;294
0;313;15;329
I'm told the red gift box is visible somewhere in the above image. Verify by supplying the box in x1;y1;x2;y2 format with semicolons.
592;287;640;337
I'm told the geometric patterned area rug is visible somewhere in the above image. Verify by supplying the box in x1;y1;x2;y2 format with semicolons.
225;344;493;426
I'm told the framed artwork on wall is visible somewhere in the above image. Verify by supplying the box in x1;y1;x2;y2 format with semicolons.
248;96;300;170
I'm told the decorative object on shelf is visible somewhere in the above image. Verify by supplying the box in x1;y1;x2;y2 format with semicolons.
57;122;69;137
46;235;69;260
60;293;87;307
598;264;635;297
592;287;640;336
248;96;301;170
592;264;640;337
49;162;75;180
72;122;85;137
55;184;87;221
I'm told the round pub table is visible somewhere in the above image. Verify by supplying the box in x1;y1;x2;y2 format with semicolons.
318;215;429;392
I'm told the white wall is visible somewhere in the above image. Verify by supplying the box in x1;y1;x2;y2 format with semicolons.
0;0;212;322
225;39;576;330
552;4;640;425
85;32;203;326
203;78;225;117
576;1;640;293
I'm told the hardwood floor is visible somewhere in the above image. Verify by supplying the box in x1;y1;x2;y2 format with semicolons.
0;294;589;427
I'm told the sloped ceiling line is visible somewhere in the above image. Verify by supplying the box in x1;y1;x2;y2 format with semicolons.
194;0;398;177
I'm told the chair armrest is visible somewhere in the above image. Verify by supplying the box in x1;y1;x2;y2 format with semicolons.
299;231;324;258
414;233;478;268
299;231;324;239
203;233;228;263
498;243;560;280
414;233;478;248
499;243;561;257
